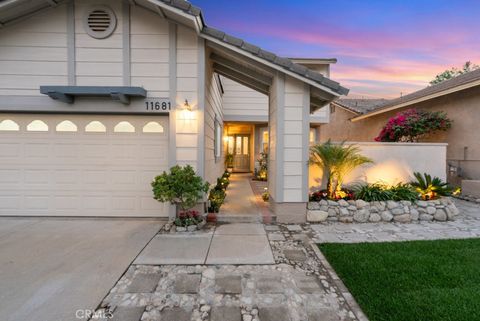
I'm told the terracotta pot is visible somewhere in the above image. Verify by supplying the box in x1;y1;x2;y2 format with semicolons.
206;212;217;223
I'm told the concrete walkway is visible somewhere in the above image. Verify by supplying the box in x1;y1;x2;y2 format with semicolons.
219;174;262;221
135;223;275;265
0;218;162;321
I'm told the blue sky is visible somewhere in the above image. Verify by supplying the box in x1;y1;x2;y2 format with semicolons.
194;0;480;98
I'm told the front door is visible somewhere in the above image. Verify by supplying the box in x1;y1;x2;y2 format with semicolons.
233;135;250;172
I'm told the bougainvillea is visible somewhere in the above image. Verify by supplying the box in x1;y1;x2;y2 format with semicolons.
374;109;452;142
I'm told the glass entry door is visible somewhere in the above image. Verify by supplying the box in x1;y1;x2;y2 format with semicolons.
231;134;250;172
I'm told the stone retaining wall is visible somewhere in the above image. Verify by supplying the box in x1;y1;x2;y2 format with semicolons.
307;197;459;223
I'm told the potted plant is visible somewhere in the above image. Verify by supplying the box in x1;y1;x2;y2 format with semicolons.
206;174;229;222
225;153;234;172
151;165;209;231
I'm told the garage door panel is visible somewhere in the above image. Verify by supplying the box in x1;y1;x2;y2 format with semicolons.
0;114;169;217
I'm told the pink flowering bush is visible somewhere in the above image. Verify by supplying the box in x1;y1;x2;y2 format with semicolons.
375;109;452;142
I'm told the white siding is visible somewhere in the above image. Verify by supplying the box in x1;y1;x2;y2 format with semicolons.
175;25;199;169
74;0;123;86
267;76;278;201
204;67;224;185
282;76;308;202
130;6;170;98
0;7;68;96
221;76;268;117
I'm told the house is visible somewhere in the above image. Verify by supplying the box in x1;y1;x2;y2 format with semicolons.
0;0;348;223
319;69;480;187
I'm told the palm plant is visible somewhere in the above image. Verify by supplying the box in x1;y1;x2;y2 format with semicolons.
411;172;452;200
310;140;373;199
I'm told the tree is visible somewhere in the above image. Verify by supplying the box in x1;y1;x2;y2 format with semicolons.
430;61;479;85
309;140;373;199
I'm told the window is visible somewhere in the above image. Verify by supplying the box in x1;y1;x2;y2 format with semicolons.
27;120;48;132
309;128;317;144
114;121;135;133
85;121;107;132
262;129;269;153
56;120;77;132
142;121;164;133
226;136;234;154
214;119;222;158
0;119;19;131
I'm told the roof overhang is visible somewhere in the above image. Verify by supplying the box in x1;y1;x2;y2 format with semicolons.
40;86;147;104
352;78;480;122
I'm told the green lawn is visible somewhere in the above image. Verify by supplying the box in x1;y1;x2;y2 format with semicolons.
319;239;480;321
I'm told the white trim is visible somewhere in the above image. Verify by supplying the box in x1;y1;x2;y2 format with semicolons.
202;35;342;98
352;79;480;122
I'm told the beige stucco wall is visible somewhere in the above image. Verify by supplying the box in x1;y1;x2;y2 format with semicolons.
309;142;448;191
319;86;480;181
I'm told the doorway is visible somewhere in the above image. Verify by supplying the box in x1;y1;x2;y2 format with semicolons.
227;134;250;172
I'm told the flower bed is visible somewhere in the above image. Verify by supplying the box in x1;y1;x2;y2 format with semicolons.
307;197;459;223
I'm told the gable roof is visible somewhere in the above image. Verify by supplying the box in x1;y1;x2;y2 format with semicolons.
352;68;480;121
333;98;389;114
0;0;349;97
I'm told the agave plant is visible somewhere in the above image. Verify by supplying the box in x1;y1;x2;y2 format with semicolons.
310;140;373;199
411;172;452;200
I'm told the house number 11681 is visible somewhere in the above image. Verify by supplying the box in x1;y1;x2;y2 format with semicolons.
145;101;171;111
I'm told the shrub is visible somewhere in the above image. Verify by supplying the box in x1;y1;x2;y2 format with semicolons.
375;109;452;142
352;183;393;202
208;187;226;213
411;172;452;200
151;165;209;212
310;140;373;199
353;183;419;202
174;210;202;227
309;188;354;201
389;183;419;202
254;152;268;181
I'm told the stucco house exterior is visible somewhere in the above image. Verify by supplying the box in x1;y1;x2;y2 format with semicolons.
0;0;348;222
319;69;480;187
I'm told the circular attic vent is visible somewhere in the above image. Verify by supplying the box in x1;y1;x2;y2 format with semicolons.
84;6;117;39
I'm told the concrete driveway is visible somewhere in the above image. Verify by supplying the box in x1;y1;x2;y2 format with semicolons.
0;217;163;321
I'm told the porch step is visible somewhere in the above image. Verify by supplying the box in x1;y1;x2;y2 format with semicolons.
216;214;262;223
215;214;276;224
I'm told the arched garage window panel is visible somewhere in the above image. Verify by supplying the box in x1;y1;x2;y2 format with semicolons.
56;120;78;132
142;121;164;133
27;120;49;132
0;119;19;131
85;121;107;133
114;121;135;133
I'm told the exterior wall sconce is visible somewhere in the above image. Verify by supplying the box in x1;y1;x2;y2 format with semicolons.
183;99;192;111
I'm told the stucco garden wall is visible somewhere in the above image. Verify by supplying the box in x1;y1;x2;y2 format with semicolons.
309;142;447;191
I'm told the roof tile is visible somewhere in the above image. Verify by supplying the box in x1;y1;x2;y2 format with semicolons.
241;42;261;55
223;34;244;47
258;49;276;62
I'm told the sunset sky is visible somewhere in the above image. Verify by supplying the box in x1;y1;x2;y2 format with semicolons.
194;0;480;98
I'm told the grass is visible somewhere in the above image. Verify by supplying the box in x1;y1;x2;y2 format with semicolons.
319;239;480;321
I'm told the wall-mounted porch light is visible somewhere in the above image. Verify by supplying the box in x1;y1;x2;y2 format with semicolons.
183;99;192;111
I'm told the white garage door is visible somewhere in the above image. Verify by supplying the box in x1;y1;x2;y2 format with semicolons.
0;114;169;217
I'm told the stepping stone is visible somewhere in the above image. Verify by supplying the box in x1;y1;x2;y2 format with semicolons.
286;225;302;231
206;235;275;265
283;249;307;262
268;233;286;241
174;274;201;293
159;307;191;321
124;273;161;293
294;275;323;294
256;276;283;294
111;306;145;321
258;307;291;321
307;308;341;321
134;234;212;265
211;306;241;321
215;275;242;294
